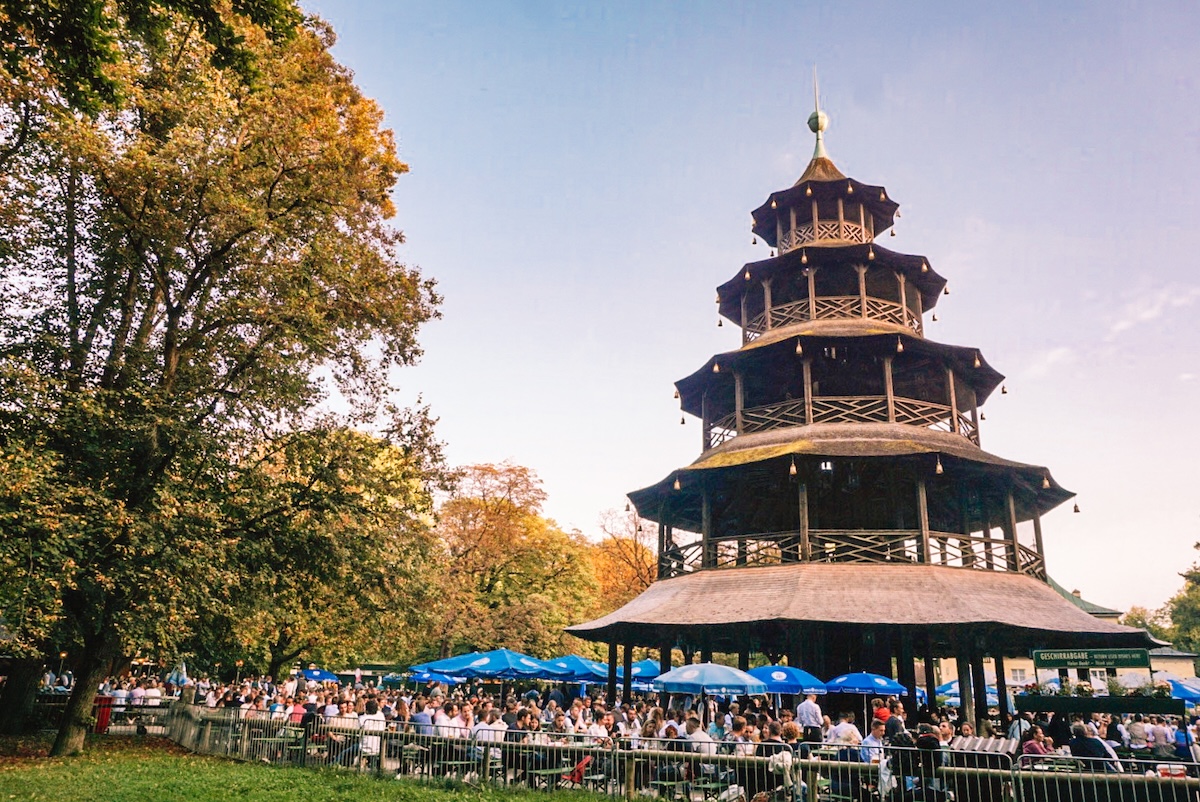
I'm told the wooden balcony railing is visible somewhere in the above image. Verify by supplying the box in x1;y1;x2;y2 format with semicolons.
744;294;921;340
660;528;1046;580
778;220;870;249
706;395;979;448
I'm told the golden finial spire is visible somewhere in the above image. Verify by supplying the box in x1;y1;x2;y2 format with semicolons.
808;68;829;160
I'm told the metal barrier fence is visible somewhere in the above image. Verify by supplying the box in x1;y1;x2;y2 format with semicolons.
164;706;1200;802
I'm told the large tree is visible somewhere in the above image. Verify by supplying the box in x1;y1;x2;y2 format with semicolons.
0;12;438;754
424;463;599;661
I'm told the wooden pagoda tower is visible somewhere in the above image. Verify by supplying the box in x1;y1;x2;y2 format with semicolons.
568;96;1155;726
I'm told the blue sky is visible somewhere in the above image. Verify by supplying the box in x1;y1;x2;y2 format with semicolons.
303;1;1200;614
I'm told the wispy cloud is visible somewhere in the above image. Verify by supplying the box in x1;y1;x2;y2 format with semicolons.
1023;346;1076;380
1106;286;1200;340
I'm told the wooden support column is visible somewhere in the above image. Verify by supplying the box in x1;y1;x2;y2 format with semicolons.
763;279;773;330
734;371;745;435
916;478;931;564
662;516;672;578
738;651;750;671
622;644;633;704
994;653;1008;719
857;264;868;317
1005;489;1021;572
802;359;813;425
606;642;618;708
811;199;819;240
982;499;995;570
700;647;713;664
970;645;989;732
807;267;818;321
946;367;960;434
789;206;797;245
897;273;909;329
701;390;710;451
775;215;783;249
969;388;981;447
958;481;973;569
837;197;846;241
740;293;749;345
798;481;811;561
883;356;896;422
701;485;714;568
858;203;867;241
955;648;975;731
1033;512;1046;566
898;631;918;707
923;636;939;712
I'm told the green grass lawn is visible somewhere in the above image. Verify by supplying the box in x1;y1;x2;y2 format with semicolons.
0;736;594;802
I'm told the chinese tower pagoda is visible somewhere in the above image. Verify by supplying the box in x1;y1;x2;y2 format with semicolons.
569;94;1153;726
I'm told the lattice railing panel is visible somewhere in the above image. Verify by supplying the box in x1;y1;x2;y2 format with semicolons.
742;399;807;432
811;396;889;424
743;295;919;334
769;300;811;328
780;221;870;252
811;530;920;563
1018;544;1047;580
812;296;860;319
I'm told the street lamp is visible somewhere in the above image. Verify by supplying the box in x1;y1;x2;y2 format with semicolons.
58;651;67;678
235;660;244;684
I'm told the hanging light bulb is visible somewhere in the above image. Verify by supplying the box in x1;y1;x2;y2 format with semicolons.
673;477;681;491
1073;503;1081;513
800;250;808;265
673;389;680;399
1001;385;1007;394
974;352;982;368
896;337;904;354
935;456;944;475
752;236;758;245
795;340;804;356
1042;475;1051;489
921;261;929;273
789;457;798;477
868;246;875;260
805;185;813;197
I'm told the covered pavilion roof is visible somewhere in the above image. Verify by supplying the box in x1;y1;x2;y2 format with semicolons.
566;562;1159;654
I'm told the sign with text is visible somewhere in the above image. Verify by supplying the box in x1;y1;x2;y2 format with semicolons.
1032;648;1150;670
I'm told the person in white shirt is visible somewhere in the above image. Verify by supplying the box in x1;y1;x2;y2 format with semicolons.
861;718;886;762
587;711;615;747
825;711;863;744
796;695;823;743
685;717;717;756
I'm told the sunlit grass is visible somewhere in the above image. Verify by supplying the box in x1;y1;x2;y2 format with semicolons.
0;736;593;802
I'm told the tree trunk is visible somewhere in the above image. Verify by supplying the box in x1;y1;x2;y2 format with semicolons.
50;634;119;756
0;658;43;734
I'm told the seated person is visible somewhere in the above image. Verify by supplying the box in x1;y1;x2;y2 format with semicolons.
1068;723;1122;772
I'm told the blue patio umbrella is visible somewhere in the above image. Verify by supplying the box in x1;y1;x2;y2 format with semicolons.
943;693;1000;708
825;672;907;695
408;669;463;686
302;667;339;682
747;665;827;695
413;648;572;681
616;659;662;680
654;663;768;696
547;655;609;682
1167;680;1200;703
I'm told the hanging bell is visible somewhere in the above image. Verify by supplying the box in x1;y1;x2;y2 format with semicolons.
944;286;950;295
846;182;854;194
980;412;986;421
800;250;808;265
896;337;904;354
890;229;896;237
712;363;720;373
921;261;929;273
680;416;685;425
932;314;938;322
795;340;804;356
1073;503;1081;513
673;389;680;399
744;269;752;281
935;456;944;475
868;246;875;260
974;353;982;368
789;458;798;477
673;477;681;491
805;186;813;197
717;318;723;327
625;502;631;512
880;190;887;201
1001;385;1007;394
752;236;758;245
1042;475;1051;489
770;198;778;209
770;249;776;257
